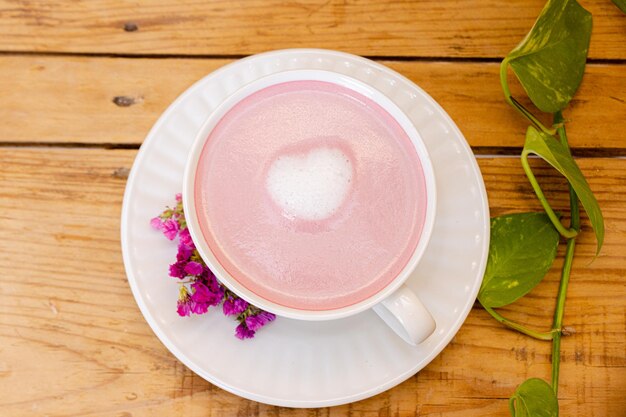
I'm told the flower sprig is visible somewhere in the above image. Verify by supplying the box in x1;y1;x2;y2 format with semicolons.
151;193;276;339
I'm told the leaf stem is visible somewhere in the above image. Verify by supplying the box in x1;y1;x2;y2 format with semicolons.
483;305;555;341
550;238;575;394
554;113;581;231
550;112;580;395
499;59;556;136
520;152;578;239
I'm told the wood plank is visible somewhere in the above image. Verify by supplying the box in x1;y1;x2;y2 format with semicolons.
2;55;625;150
0;0;624;59
0;148;624;416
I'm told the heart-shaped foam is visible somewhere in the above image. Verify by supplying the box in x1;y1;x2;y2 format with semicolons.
266;146;353;221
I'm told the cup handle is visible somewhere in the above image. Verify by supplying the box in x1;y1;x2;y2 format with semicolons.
372;284;436;346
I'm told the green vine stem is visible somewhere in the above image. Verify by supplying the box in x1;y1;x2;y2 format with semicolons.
484;305;555;341
520;152;578;239
551;238;575;394
500;59;557;136
550;111;581;395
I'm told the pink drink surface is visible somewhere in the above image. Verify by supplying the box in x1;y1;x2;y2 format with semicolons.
195;80;427;311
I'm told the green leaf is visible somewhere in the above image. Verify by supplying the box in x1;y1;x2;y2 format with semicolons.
478;213;559;308
509;378;558;417
503;0;592;113
523;126;604;254
612;0;626;14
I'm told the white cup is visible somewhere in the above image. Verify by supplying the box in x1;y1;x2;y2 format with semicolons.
183;69;437;345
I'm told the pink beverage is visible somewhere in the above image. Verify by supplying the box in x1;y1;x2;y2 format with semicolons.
194;80;427;311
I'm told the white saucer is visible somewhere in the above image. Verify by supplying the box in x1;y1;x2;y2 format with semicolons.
121;49;490;408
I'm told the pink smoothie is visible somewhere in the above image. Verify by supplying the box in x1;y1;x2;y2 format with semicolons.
194;80;427;311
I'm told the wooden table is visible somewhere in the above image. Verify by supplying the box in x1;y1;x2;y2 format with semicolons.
1;1;624;416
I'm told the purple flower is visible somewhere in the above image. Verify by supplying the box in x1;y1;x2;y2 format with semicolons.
245;311;276;331
190;281;223;308
203;269;222;292
222;297;249;316
190;300;209;315
162;218;179;240
155;192;278;338
176;242;193;261
177;298;192;317
178;228;195;248
150;217;163;230
235;323;255;339
202;266;216;281
184;261;203;276
169;261;187;279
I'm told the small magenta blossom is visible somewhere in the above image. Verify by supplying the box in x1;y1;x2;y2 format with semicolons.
223;297;249;316
169;261;187;279
190;299;209;315
176;286;193;317
162;218;179;240
153;193;276;339
184;261;203;276
177;299;193;317
235;323;255;339
190;281;223;307
245;311;277;331
178;228;194;248
150;217;164;230
176;242;193;262
203;269;223;293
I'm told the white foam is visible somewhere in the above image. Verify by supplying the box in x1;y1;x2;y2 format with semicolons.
266;147;353;220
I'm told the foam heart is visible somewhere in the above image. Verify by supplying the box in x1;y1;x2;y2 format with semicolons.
266;147;353;221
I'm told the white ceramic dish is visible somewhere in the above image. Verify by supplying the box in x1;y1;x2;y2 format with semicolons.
121;49;490;407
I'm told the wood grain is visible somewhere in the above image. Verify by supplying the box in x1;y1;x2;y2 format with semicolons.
2;55;625;150
0;0;625;59
0;148;624;416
